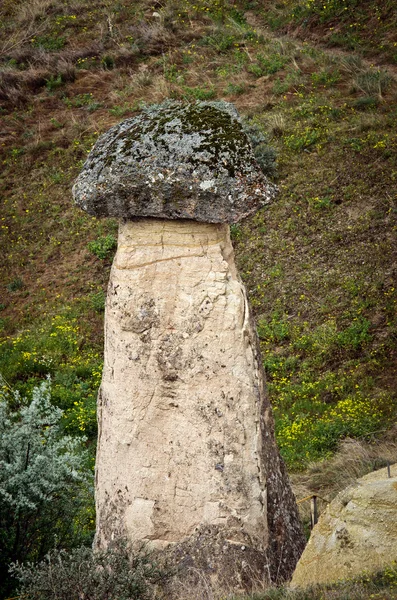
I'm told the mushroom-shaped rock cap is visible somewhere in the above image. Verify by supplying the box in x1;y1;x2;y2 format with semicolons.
72;100;276;224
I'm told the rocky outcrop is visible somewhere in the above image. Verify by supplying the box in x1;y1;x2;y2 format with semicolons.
291;463;397;587
73;101;305;591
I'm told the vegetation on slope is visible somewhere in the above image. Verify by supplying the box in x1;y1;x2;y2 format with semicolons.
1;0;397;596
262;0;397;63
2;0;396;466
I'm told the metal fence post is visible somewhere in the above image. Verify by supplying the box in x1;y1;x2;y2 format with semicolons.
310;495;318;529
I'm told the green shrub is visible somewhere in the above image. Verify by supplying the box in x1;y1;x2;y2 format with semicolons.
101;55;115;70
109;103;135;117
0;379;93;598
284;127;324;152
183;85;217;100
311;69;340;88
11;542;166;600
6;277;24;292
272;77;290;95
337;318;371;351
230;223;242;241
248;53;289;78
201;31;237;52
275;392;391;470
258;312;291;343
45;74;64;91
247;62;263;77
224;82;247;95
63;93;95;108
88;234;117;260
257;308;396;471
353;96;379;110
253;144;277;177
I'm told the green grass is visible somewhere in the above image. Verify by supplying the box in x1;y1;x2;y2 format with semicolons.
0;310;102;437
232;62;397;468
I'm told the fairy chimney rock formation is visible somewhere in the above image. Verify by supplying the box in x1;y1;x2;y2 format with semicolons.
73;101;305;590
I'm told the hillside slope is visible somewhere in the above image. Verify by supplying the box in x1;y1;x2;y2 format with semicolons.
1;0;396;472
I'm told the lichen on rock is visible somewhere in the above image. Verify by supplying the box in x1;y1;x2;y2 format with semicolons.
72;100;276;223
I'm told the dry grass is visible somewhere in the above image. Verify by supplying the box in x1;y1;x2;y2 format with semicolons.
291;434;397;524
14;0;54;24
164;568;270;600
162;565;397;600
0;17;50;57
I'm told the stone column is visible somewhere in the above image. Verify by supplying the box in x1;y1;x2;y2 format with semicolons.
97;218;266;543
73;101;305;591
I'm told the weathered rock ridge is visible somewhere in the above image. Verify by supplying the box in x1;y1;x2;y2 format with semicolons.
291;463;397;587
95;219;304;586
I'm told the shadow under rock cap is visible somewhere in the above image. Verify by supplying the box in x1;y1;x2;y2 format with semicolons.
72;100;277;224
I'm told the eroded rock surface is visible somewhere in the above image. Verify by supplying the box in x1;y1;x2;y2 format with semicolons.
291;463;397;587
95;219;304;587
72;101;276;223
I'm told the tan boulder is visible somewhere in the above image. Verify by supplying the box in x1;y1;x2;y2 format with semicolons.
291;463;397;587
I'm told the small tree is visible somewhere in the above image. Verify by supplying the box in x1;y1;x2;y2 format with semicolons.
0;378;93;598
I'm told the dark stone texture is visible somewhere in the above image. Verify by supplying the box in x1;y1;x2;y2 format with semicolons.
159;524;271;597
72;100;276;223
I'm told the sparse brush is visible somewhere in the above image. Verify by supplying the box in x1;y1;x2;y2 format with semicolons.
150;74;171;101
1;28;37;58
131;22;174;56
269;37;299;59
351;111;383;132
292;436;397;520
268;113;286;138
0;69;27;107
353;69;394;98
155;3;182;31
10;541;167;600
336;53;364;75
56;58;76;83
165;565;271;600
14;0;54;25
133;69;154;88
